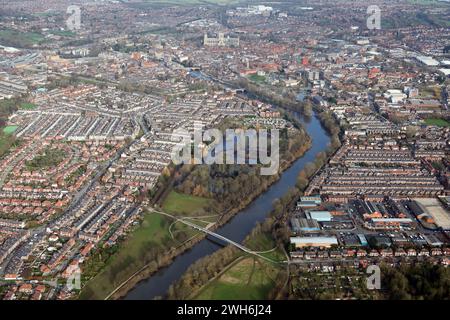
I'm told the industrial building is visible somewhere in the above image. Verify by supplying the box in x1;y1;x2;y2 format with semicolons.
290;236;339;248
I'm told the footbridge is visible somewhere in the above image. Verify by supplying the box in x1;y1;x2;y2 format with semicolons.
150;209;281;264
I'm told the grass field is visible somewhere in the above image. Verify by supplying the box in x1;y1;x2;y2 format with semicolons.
50;30;76;37
125;212;171;250
32;11;58;17
193;257;280;300
2;125;18;135
244;232;286;262
248;74;266;84
425;118;450;127
0;29;45;47
170;219;204;242
19;102;36;110
162;191;213;216
79;212;172;299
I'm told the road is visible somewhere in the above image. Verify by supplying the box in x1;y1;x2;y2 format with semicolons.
1;135;145;276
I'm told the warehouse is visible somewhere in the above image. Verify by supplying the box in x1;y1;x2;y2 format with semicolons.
306;210;332;222
290;218;321;233
290;236;338;248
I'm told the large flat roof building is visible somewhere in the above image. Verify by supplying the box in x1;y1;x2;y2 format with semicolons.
306;211;332;222
290;236;338;248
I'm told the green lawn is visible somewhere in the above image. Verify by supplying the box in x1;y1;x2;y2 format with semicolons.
19;102;36;110
2;125;18;135
248;74;266;84
50;30;76;37
79;212;172;299
194;257;279;300
0;29;45;47
170;219;203;243
162;191;213;216
32;11;58;17
125;212;171;251
425;118;450;127
244;232;286;262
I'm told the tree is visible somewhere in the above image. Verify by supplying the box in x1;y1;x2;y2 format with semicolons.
303;101;313;117
405;125;418;138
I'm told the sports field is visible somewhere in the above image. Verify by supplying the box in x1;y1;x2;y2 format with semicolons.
2;126;18;135
162;191;213;216
425;118;450;127
193;257;280;300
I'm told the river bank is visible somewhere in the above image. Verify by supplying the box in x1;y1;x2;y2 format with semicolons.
77;119;312;300
107;128;313;299
122;113;330;300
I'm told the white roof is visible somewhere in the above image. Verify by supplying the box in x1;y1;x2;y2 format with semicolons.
416;55;439;66
291;236;338;244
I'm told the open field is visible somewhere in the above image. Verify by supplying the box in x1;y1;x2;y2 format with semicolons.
32;11;59;17
50;30;76;37
79;212;172;299
244;232;286;262
19;102;36;110
168;216;213;243
193;257;280;300
0;29;45;47
425;118;450;127
247;74;267;84
2;126;18;135
162;191;213;216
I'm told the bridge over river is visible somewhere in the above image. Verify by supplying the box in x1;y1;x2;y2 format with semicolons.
150;209;281;264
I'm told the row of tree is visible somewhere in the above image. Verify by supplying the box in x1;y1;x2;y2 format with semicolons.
381;263;450;300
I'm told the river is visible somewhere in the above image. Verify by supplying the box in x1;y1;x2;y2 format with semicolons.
124;112;330;300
